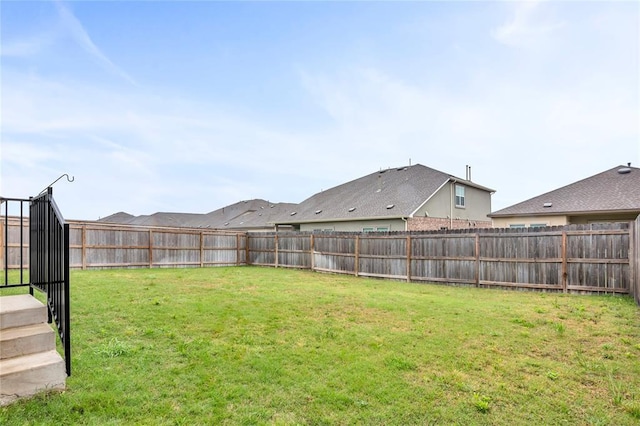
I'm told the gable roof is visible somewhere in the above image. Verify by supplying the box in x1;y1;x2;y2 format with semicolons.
275;164;494;225
98;199;295;230
489;165;640;218
98;211;135;223
197;200;297;230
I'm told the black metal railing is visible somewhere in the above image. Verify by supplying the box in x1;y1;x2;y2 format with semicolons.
30;188;71;375
0;188;71;376
1;197;30;288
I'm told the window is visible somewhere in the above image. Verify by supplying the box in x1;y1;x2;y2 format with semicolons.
509;224;525;228
363;227;374;232
455;185;465;208
376;227;389;232
530;224;546;228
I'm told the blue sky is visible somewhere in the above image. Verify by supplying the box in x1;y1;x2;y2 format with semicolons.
1;1;638;220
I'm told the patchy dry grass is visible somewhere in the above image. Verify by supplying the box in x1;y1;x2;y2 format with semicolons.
1;266;639;425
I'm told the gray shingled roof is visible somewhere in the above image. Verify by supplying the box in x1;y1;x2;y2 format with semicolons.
98;211;135;223
197;200;297;230
489;165;640;217
275;164;494;225
98;199;295;230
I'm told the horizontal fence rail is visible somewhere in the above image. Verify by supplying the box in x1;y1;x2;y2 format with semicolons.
1;218;638;302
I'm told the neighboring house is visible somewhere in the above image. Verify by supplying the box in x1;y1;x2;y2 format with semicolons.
274;164;495;232
98;199;296;232
489;164;640;228
199;200;297;232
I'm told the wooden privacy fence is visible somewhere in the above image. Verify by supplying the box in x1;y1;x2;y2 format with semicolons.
251;223;635;295
2;217;639;302
0;219;246;270
67;222;247;269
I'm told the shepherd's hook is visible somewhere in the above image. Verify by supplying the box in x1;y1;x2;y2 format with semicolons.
39;174;75;195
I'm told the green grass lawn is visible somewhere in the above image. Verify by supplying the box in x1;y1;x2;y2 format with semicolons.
1;266;639;425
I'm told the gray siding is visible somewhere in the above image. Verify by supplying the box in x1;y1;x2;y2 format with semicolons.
417;183;491;222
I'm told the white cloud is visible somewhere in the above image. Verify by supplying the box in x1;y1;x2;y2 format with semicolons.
0;36;53;57
54;0;136;85
492;1;565;47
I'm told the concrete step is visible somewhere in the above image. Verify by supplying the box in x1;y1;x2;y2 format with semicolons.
0;323;56;360
0;350;66;406
0;295;47;330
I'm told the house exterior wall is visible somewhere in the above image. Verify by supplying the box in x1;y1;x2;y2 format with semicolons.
298;219;407;233
407;217;492;231
491;212;640;228
414;182;492;222
568;212;640;224
491;215;569;228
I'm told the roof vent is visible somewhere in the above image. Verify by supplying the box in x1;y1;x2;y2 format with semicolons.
290;211;297;216
543;203;552;208
348;207;356;212
386;204;395;209
224;222;229;226
315;209;322;214
618;167;632;174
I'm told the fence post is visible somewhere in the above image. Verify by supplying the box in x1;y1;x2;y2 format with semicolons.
406;235;411;282
635;216;640;306
236;234;240;266
274;234;279;268
562;230;567;293
310;234;315;272
475;232;480;287
81;225;87;270
629;219;634;301
149;229;153;268
200;231;204;268
630;217;639;306
354;235;360;277
245;234;251;266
